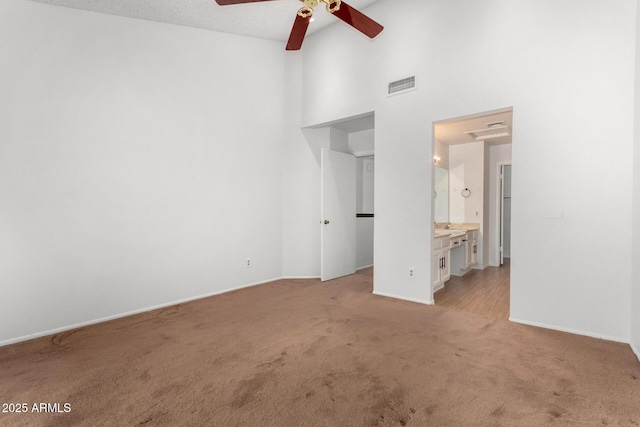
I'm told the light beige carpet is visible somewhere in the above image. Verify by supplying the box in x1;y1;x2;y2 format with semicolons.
1;270;639;426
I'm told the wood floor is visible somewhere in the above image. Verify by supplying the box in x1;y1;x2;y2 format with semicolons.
435;259;510;319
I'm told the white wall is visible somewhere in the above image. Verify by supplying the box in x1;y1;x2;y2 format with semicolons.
0;1;286;344
433;139;449;169
356;156;375;214
360;157;375;213
5;0;636;348
330;127;349;153
356;218;374;269
349;129;375;157
631;0;640;359
298;0;636;340
449;142;484;224
449;142;486;266
356;156;375;269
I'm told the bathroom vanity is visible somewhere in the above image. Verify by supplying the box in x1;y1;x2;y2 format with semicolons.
449;229;478;276
432;234;451;292
432;224;480;292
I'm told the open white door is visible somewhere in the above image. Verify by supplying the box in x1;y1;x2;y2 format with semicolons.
321;148;356;281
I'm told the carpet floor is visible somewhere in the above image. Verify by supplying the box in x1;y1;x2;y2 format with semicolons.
1;269;639;426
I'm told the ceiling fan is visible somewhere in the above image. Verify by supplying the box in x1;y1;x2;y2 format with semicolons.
214;0;384;50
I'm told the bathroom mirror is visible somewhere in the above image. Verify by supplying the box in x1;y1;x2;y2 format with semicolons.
434;166;449;223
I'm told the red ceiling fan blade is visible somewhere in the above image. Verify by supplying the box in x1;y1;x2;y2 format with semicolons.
331;1;383;38
215;0;277;5
286;14;311;51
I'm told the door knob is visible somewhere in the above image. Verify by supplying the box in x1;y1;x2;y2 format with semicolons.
324;220;330;224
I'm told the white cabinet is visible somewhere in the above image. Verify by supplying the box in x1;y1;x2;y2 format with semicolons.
432;236;451;292
465;230;479;267
450;229;479;276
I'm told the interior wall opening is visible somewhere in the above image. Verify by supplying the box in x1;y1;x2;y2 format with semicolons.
431;108;513;320
308;112;375;282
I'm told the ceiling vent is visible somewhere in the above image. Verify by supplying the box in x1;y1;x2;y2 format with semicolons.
486;121;505;128
388;76;416;95
463;124;511;141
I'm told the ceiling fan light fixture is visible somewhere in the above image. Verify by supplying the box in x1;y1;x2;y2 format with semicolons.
324;0;341;13
214;0;382;50
297;7;313;18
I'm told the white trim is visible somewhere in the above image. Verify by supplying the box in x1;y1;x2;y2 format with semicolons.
0;276;283;348
432;107;514;125
352;150;375;158
496;161;512;266
280;276;321;280
509;317;628;344
357;264;374;271
372;290;433;305
631;342;640;363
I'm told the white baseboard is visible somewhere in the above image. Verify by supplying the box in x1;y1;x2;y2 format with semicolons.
631;342;640;363
280;276;320;280
372;290;433;306
0;276;283;348
357;264;374;271
509;317;628;344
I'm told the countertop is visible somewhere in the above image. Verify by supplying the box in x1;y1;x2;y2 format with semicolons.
434;222;480;232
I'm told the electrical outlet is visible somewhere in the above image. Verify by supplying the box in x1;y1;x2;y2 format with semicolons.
409;268;414;278
246;258;251;268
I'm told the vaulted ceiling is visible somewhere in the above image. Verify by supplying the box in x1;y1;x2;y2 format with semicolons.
30;0;383;42
29;0;512;146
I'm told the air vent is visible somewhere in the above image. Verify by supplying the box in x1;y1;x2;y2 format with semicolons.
486;121;505;128
388;76;416;95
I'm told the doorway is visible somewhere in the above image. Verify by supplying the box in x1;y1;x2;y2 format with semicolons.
499;163;512;265
311;112;375;281
431;108;513;320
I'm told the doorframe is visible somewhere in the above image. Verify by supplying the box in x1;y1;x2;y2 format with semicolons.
306;112;376;280
431;107;514;307
495;161;512;266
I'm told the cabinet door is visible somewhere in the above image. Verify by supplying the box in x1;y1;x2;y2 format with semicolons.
470;240;478;265
465;240;472;268
432;251;442;290
441;249;451;282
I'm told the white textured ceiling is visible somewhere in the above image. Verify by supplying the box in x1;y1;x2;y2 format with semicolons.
435;110;514;146
29;0;384;42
